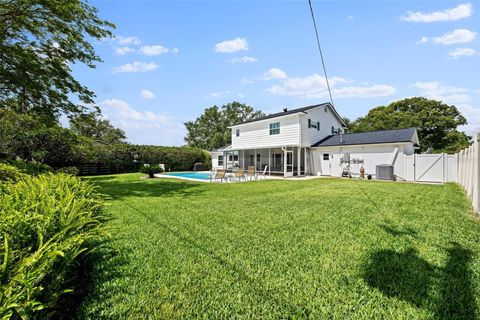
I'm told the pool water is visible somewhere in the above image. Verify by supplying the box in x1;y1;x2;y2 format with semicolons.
164;172;211;181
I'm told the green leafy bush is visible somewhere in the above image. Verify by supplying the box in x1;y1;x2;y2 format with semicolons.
0;174;106;318
56;166;80;176
0;163;26;183
10;160;53;176
140;164;164;178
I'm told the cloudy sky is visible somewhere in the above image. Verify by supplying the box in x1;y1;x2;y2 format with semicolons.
74;1;479;146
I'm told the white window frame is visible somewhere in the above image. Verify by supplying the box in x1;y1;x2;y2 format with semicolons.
269;122;280;135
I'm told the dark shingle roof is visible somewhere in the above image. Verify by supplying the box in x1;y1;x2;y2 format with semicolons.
233;102;341;126
312;127;418;147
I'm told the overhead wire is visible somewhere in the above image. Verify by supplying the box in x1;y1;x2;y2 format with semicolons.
307;0;334;107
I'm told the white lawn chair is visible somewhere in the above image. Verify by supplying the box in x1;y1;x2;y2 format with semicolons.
257;165;268;179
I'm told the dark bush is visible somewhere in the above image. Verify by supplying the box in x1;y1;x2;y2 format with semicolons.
10;160;53;175
56;166;80;176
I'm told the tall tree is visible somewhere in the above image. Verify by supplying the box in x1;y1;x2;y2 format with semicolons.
70;112;126;144
0;0;114;118
350;97;469;153
184;102;264;150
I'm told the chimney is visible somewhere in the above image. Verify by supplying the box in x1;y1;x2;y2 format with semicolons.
283;107;288;112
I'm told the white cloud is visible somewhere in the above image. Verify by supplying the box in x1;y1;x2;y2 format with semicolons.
99;99;184;145
214;37;248;53
100;99;168;123
346;15;354;21
115;46;135;55
115;36;141;45
266;73;395;99
411;81;471;104
242;77;254;84
262;68;287;80
208;90;244;99
111;61;159;74
401;3;472;22
140;89;155;99
139;45;170;56
229;56;259;64
449;47;476;59
419;29;477;45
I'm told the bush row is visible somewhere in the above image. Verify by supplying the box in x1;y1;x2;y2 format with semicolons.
0;167;106;318
72;144;211;173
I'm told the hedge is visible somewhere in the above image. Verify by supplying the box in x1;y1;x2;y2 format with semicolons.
63;144;211;175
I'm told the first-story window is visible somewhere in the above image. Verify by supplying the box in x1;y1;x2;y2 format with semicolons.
269;122;280;135
236;129;240;137
218;155;224;166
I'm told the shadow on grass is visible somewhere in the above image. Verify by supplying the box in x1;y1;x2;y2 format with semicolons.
363;242;477;319
87;176;206;200
53;242;130;320
379;224;418;238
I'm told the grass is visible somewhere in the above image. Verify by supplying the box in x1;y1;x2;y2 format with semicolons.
73;174;480;319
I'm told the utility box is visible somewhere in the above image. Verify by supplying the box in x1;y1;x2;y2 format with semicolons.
376;164;394;180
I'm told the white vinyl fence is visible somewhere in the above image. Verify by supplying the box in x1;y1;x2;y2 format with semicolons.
457;133;480;214
394;153;457;184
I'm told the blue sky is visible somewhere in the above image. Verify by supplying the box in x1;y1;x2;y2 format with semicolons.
73;0;479;146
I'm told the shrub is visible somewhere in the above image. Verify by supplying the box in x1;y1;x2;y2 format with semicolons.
0;173;106;318
0;163;26;183
56;166;80;176
10;160;53;175
140;164;164;178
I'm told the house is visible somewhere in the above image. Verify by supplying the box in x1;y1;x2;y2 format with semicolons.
211;102;419;178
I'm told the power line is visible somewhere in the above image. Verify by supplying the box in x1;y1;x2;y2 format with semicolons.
307;0;334;106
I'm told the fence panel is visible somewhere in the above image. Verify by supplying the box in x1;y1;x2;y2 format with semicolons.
456;133;480;214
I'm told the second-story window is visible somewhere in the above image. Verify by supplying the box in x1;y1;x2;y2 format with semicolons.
269;122;280;135
236;129;240;137
308;119;320;131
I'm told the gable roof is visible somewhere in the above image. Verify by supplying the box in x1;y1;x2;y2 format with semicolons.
312;127;418;147
231;102;346;127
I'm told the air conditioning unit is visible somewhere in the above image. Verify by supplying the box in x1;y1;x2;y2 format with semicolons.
376;164;394;180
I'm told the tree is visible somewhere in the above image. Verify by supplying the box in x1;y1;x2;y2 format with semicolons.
0;107;94;164
184;102;264;150
0;0;115;118
70;112;126;144
349;97;469;153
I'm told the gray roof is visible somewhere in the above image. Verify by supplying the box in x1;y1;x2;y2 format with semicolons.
312;127;418;147
233;102;345;126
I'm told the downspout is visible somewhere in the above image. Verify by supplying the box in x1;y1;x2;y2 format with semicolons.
389;146;399;165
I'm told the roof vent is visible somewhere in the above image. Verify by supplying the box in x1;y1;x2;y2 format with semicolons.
283;108;288;112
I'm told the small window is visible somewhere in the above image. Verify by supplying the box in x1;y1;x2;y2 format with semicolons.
228;155;233;161
269;122;280;135
235;129;240;137
218;155;224;166
324;107;328;113
317;121;320;131
249;154;254;166
331;126;335;134
233;155;239;161
256;154;260;162
323;153;330;161
308;119;317;130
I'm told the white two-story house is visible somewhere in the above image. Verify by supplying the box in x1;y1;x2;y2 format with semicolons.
211;102;419;178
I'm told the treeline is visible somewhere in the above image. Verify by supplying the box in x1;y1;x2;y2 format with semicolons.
0;108;210;175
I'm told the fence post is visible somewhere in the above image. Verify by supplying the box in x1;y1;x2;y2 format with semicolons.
473;133;480;215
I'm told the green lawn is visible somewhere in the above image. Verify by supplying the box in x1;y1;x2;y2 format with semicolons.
75;174;480;319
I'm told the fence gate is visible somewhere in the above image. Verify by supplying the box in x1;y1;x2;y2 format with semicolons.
395;153;457;183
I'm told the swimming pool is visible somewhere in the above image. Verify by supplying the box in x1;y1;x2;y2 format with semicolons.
163;171;211;181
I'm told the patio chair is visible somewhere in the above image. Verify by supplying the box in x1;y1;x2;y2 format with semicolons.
257;165;268;179
246;166;256;181
233;169;245;182
210;169;227;182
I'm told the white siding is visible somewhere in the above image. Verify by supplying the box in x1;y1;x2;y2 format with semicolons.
300;105;343;147
310;143;411;177
231;115;300;149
